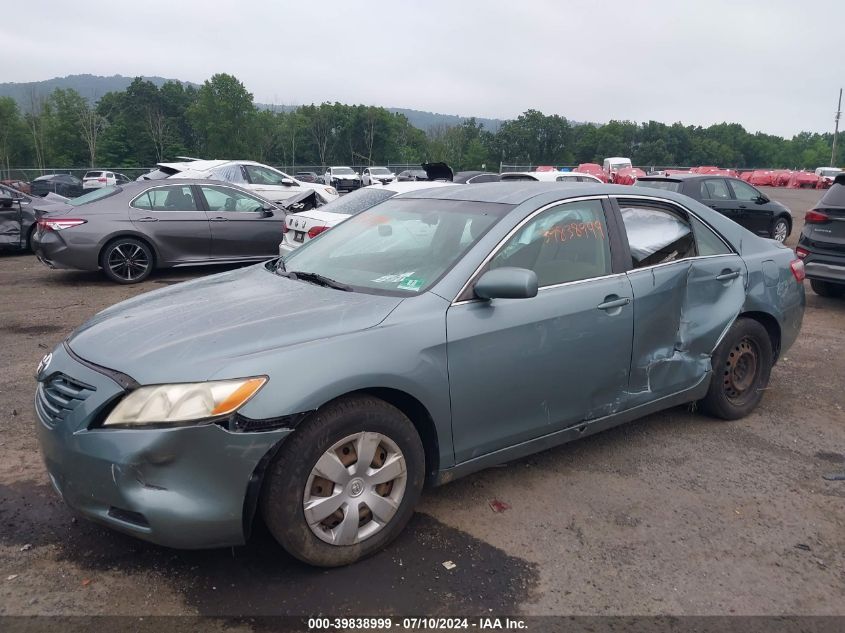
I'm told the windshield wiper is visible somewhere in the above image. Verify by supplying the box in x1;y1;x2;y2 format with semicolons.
281;270;353;292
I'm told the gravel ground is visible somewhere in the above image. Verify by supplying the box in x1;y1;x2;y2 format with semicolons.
0;186;843;620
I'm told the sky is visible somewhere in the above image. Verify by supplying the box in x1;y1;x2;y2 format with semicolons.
5;0;843;138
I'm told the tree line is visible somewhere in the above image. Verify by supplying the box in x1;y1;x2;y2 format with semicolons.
0;73;841;174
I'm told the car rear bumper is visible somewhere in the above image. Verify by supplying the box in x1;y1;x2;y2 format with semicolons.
804;261;845;283
32;229;100;271
36;342;292;549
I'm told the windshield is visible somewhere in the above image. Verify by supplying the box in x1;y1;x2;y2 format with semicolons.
67;186;121;206
282;198;510;295
316;187;396;216
611;162;632;171
819;168;842;178
636;180;682;192
333;167;356;175
370;168;391;175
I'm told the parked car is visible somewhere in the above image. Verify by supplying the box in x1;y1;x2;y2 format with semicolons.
796;173;845;297
576;163;609;182
602;157;632;182
30;174;83;198
747;170;775;187
787;171;822;189
33;181;804;566
295;171;320;183
1;179;32;194
396;169;429;181
815;167;843;188
279;181;459;256
82;171;131;190
324;166;362;192
0;182;49;251
499;171;602;183
451;171;501;184
169;160;339;205
362;167;396;186
636;174;793;242
32;179;284;284
614;166;647;185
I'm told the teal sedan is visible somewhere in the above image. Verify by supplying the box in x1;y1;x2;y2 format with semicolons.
35;182;805;566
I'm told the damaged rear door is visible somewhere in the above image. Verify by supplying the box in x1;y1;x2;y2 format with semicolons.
0;196;23;249
614;197;747;407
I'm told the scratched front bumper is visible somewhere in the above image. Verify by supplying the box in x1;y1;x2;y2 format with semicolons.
36;343;291;549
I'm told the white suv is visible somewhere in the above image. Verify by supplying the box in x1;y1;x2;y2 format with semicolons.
82;171;131;190
323;166;362;191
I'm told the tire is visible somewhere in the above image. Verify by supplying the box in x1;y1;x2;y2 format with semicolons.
701;317;774;420
260;395;425;567
810;279;845;298
771;217;790;243
99;237;154;284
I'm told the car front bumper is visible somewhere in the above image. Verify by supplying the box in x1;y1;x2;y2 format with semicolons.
36;342;292;549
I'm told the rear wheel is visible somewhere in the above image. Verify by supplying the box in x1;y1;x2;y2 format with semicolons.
26;225;36;252
810;279;845;298
771;217;789;242
261;395;425;567
701;318;773;420
100;237;153;284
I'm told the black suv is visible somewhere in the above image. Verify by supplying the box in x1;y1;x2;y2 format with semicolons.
797;173;845;297
636;174;793;242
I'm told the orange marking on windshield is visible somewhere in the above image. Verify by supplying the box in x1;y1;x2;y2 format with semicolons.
543;220;605;243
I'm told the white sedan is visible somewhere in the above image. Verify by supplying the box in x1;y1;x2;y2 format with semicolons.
154;159;340;205
499;171;603;183
362;167;396;186
279;181;459;256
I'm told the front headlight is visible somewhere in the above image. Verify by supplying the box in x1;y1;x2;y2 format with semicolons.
325;186;338;196
102;377;267;427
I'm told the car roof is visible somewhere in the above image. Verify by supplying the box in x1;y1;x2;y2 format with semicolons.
380;181;459;194
397;181;648;204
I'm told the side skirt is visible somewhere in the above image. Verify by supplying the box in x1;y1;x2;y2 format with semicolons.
433;372;711;486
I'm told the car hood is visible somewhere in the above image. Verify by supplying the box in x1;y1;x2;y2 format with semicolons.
67;264;404;384
332;174;360;179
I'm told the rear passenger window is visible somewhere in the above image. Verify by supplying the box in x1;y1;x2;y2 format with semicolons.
690;216;732;256
132;186;198;211
620;205;696;268
488;199;611;287
700;179;731;200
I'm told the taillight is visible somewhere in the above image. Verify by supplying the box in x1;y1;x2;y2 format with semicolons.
97;177;106;183
805;210;830;224
789;258;805;282
795;246;809;259
307;225;329;239
282;223;289;234
37;218;87;231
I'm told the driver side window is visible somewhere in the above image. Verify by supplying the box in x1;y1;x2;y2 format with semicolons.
729;179;762;202
488;199;612;287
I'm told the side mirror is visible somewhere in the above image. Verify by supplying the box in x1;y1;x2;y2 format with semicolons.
474;267;538;300
0;198;12;209
280;177;296;186
757;195;769;204
261;205;275;217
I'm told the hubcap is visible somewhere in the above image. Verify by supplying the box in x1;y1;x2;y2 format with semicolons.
773;221;788;243
303;432;407;546
723;337;759;403
108;243;149;281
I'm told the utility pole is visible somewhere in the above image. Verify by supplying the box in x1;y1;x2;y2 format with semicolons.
832;88;842;167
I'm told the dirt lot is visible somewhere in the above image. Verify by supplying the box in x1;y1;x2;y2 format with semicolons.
1;187;844;621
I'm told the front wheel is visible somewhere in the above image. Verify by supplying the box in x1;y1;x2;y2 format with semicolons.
701;318;773;420
261;396;425;567
771;217;790;242
100;237;154;284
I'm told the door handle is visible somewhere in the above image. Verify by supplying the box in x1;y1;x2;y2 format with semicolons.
716;270;740;281
210;216;229;222
136;216;159;222
597;297;630;311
